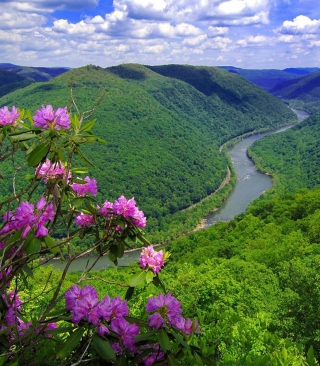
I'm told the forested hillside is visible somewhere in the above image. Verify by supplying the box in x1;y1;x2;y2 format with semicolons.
0;63;297;241
28;187;320;364
270;71;320;114
248;112;320;193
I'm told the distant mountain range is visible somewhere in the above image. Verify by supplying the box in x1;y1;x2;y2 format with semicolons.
219;66;320;113
0;63;70;98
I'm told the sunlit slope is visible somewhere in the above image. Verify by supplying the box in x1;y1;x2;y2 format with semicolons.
248;112;320;193
0;63;297;227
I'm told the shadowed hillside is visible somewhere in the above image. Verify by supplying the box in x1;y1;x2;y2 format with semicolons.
0;63;297;240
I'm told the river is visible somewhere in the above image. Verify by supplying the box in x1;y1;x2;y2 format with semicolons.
43;108;308;271
204;108;308;227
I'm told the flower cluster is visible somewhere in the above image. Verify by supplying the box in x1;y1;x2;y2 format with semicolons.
71;176;98;197
1;289;56;338
0;197;55;238
139;245;165;273
146;293;200;335
100;195;147;229
0;105;19;126
65;285;139;353
75;212;95;227
36;159;71;183
33;104;71;130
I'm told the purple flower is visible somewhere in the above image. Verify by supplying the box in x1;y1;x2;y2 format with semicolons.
71;176;98;197
139;245;165;274
75;212;95;227
110;317;139;353
33;105;71;130
110;296;129;318
0;106;19;126
65;285;99;324
141;344;165;366
113;195;147;228
36;159;71;183
99;200;113;216
113;196;137;218
97;323;110;337
146;293;182;328
148;312;165;329
97;294;113;321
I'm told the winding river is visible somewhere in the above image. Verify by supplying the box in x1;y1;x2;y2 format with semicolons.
43;108;309;271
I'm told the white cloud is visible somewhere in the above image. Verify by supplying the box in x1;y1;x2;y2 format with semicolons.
2;0;98;13
279;15;320;35
0;6;46;30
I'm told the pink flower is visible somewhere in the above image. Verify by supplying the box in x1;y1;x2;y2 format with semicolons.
0;106;19;126
71;176;98;197
113;195;147;228
139;245;165;273
99;200;113;216
36;159;71;183
75;212;95;227
33;105;71;130
0;198;55;239
113;196;137;218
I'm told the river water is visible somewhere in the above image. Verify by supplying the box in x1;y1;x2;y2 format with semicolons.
204;108;308;227
43;108;308;271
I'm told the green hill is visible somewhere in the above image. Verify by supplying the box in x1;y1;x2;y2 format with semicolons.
270;71;320;114
0;63;297;240
0;69;34;97
248;112;320;194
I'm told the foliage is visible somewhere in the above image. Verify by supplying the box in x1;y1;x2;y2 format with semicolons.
248;112;320;194
0;100;204;365
0;63;298;243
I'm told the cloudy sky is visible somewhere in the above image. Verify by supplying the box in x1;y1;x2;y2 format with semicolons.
1;0;320;69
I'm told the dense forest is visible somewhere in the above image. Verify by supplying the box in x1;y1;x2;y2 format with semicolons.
248;112;320;193
2;63;320;364
0;63;297;243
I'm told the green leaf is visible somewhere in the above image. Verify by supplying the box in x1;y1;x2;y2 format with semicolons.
307;346;316;366
194;353;204;366
56;327;85;359
129;271;147;287
158;329;171;352
167;353;179;366
27;144;49;167
44;235;60;255
46;326;75;335
134;330;157;342
22;264;34;278
117;241;124;258
124;316;148;327
81;118;96;132
75;147;94;167
125;286;134;301
146;270;154;284
71;114;80;130
25;236;41;255
45;308;69;318
92;334;116;362
171;330;189;349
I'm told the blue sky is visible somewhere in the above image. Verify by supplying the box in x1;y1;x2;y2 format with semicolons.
1;0;320;69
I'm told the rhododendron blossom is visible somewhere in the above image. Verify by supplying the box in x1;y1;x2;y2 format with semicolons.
102;195;147;228
33;105;71;130
139;245;165;273
0;106;19;126
75;212;95;227
71;176;98;197
36;159;71;183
